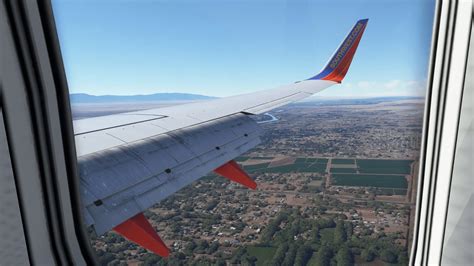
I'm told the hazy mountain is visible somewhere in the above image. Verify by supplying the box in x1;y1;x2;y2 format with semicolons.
297;96;424;106
70;92;216;103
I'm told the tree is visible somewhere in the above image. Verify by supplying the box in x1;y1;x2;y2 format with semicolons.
311;223;321;244
270;243;289;266
98;253;116;266
345;222;353;239
184;240;197;256
360;248;376;262
244;256;258;266
231;247;247;264
215;259;226;266
195;239;209;253
318;218;336;229
208;241;219;254
282;242;299;266
334;221;347;245
261;220;280;243
315;246;332;266
380;249;397;263
398;251;409;265
335;246;353;266
140;253;161;266
288;219;301;241
294;244;313;266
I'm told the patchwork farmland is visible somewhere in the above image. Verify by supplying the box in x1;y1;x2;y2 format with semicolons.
330;158;413;195
241;157;328;174
237;156;413;195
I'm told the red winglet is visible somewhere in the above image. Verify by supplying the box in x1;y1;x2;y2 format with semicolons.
214;160;257;190
113;213;170;257
308;19;368;83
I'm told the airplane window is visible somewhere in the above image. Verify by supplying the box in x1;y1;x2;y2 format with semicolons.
51;0;435;265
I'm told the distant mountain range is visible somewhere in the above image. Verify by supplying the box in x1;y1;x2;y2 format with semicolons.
70;93;216;103
298;96;424;106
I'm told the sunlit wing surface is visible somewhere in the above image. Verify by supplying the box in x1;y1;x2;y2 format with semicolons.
74;19;368;256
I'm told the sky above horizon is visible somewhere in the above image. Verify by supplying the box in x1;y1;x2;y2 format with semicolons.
52;0;436;98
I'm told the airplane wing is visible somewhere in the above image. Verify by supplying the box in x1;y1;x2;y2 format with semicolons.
75;19;368;256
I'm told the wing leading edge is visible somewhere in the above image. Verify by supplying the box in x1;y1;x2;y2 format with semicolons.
76;19;368;257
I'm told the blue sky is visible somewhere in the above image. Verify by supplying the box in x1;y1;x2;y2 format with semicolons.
53;0;436;98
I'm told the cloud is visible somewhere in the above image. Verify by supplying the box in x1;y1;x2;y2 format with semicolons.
318;79;427;97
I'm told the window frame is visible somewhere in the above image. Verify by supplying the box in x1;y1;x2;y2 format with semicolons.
410;0;473;265
1;0;472;264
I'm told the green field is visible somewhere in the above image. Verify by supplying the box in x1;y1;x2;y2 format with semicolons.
251;156;275;160
264;162;327;173
356;159;412;174
295;157;328;164
243;163;270;173
246;246;277;266
235;156;250;162
263;164;301;173
295;157;307;163
316;158;329;164
235;156;274;162
240;158;412;178
300;163;327;173
378;188;408;195
242;157;328;174
330;168;357;173
332;174;408;188
332;158;355;164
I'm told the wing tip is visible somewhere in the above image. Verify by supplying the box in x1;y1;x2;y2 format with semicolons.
308;18;369;83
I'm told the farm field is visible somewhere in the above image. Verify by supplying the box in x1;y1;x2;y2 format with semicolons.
251;156;275;160
239;157;413;179
331;158;355;164
241;157;328;174
239;157;412;195
356;159;412;174
332;173;408;188
242;163;270;173
377;188;408;195
330;168;357;173
235;156;250;162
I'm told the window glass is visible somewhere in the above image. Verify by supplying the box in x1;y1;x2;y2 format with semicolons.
52;0;435;265
441;27;473;265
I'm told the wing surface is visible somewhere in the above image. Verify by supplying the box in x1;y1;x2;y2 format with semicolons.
73;79;335;157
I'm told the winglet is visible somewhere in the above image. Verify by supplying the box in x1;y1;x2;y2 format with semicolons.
113;213;170;257
214;160;257;190
309;19;368;83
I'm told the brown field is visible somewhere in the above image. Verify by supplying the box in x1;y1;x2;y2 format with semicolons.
268;156;295;167
358;208;378;222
